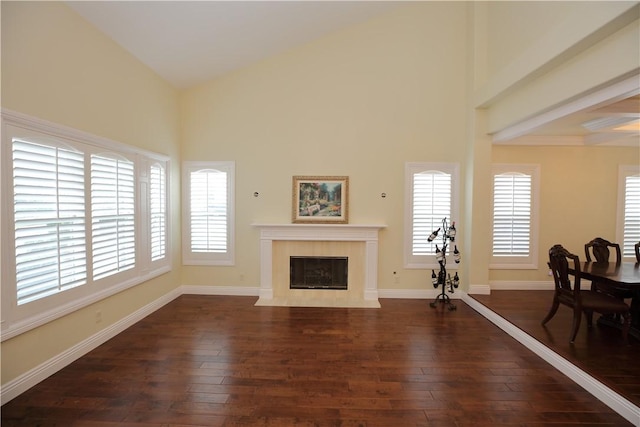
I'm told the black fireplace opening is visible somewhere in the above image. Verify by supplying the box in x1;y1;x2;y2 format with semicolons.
290;256;348;290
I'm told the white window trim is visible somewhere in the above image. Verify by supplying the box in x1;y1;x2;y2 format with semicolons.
139;156;171;274
182;161;235;266
1;109;171;341
147;159;170;266
616;164;640;261
490;163;540;270
404;162;460;269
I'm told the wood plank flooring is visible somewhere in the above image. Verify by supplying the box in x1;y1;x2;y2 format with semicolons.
1;295;633;426
471;290;640;408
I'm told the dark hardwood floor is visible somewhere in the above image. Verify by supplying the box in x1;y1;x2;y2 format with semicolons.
1;295;633;426
470;290;640;408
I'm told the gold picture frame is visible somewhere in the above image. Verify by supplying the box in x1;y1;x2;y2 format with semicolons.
292;176;349;224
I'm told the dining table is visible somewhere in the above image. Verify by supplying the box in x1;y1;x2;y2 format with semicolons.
577;261;640;338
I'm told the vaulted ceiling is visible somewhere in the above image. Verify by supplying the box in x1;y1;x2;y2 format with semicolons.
65;1;403;89
66;1;639;147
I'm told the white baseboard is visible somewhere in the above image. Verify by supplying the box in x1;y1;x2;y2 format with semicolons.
489;280;554;290
377;288;461;299
462;293;640;426
181;285;464;300
1;288;181;405
180;284;260;296
181;285;463;301
468;284;491;295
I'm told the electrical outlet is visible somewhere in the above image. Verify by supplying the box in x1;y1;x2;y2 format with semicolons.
95;310;102;324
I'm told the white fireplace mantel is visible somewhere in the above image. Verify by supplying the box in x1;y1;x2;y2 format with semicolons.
253;224;386;307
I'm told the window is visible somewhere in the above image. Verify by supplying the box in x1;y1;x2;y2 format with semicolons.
617;165;640;259
12;139;87;305
1;110;171;340
490;164;540;269
404;162;459;268
149;162;167;262
182;161;235;265
91;154;136;280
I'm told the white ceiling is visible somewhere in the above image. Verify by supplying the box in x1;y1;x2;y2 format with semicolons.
66;1;639;146
66;1;402;89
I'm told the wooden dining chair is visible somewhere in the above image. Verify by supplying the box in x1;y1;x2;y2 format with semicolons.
584;237;632;300
584;237;621;263
635;242;640;262
542;244;630;344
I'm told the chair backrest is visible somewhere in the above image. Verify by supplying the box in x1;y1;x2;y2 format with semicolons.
584;237;621;263
549;244;582;298
635;242;640;263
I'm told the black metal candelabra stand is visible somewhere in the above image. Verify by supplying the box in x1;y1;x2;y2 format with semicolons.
428;218;460;311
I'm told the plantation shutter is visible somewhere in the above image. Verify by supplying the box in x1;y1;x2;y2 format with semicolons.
190;169;228;253
12;139;87;305
493;173;532;256
91;154;136;280
412;171;451;255
149;162;167;261
622;174;640;257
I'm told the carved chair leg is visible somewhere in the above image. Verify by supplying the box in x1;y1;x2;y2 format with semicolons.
621;312;630;345
541;299;559;326
570;308;582;343
585;310;594;328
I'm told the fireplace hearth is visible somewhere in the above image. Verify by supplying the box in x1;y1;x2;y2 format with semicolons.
290;256;348;290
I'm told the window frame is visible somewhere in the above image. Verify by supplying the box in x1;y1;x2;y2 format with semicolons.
1;109;171;341
148;160;169;265
490;163;540;270
90;151;137;282
404;162;460;269
11;137;89;306
182;161;235;266
616;164;640;261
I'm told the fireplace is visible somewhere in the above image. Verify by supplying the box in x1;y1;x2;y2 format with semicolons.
254;224;385;307
290;256;348;290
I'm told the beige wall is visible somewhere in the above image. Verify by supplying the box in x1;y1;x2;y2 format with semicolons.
179;2;469;293
1;2;181;386
484;1;635;81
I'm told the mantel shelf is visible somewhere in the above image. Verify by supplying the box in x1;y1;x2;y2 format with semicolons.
253;224;386;242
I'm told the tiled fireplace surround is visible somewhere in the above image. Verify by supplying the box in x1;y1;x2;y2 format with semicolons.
254;224;385;308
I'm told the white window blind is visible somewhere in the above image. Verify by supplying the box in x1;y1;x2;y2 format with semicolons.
492;173;532;257
490;164;539;269
404;162;459;269
182;161;235;266
12;139;87;305
149;162;166;261
412;171;451;256
622;173;640;257
190;169;228;253
91;154;136;280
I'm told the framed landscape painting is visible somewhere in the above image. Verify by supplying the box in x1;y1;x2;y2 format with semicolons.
292;176;348;224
